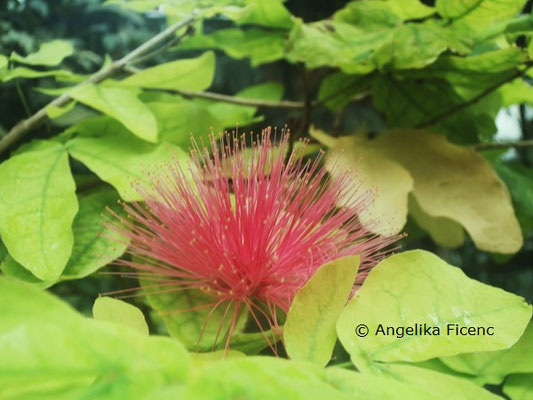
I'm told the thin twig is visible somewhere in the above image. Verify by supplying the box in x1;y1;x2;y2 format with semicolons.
417;65;533;129
473;139;533;151
168;88;308;109
0;12;198;155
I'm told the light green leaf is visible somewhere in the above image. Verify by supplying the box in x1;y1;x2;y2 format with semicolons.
0;277;191;399
147;100;221;147
504;374;533;400
436;0;527;33
66;122;188;201
0;54;7;69
238;0;293;29
409;195;465;248
286;20;387;74
46;101;76;119
120;51;215;91
0;141;78;282
440;323;533;384
337;250;532;366
0;67;75;82
500;79;533;107
284;256;359;366
0;253;50;288
142;279;247;351
61;187;128;280
179;30;285;66
373;130;523;253
70;83;158;142
183;357;352;400
203;82;284;128
10;39;73;66
374;363;501;400
386;0;435;19
373;22;467;70
93;296;149;336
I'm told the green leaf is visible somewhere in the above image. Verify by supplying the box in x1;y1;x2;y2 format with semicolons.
120;51;215;91
203;82;284;128
46;101;77;119
182;357;352;400
179;30;285;66
386;0;435;19
440;323;533;384
61;187;128;280
0;54;7;70
284;256;359;366
336;250;532;366
504;374;533;400
436;0;527;33
373;363;501;400
373;22;468;70
66;121;189;201
147;100;221;147
500;79;533;107
373;130;523;253
70;83;158;142
491;161;533;236
286;20;387;74
142;279;247;351
409;195;465;248
0;67;75;82
317;72;369;110
93;296;149;336
0;141;78;282
0;277;191;399
237;0;293;29
10;39;73;66
0;253;50;288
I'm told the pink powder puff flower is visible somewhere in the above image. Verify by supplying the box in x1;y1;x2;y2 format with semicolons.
107;128;398;351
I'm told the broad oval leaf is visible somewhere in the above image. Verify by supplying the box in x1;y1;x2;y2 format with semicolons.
62;187;128;280
321;130;414;236
284;256;359;366
66;125;189;201
70;83;158;142
336;250;532;365
93;296;149;336
0;141;78;282
373;130;523;253
10;39;73;66
440;323;533;384
120;51;215;91
0;277;191;399
503;374;533;400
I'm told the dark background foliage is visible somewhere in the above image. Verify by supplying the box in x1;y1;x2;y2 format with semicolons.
1;0;532;315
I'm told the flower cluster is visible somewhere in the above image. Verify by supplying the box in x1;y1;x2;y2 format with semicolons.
109;128;397;349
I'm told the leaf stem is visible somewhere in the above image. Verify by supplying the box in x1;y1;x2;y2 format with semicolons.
473;139;533;150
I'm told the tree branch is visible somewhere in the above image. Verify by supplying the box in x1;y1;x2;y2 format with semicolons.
168;88;308;109
123;63;307;109
417;65;533;129
473;139;533;151
0;12;198;155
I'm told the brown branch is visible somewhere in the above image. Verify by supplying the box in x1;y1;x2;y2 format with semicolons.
168;88;308;109
417;65;533;129
123;63;308;109
0;12;198;155
473;139;533;151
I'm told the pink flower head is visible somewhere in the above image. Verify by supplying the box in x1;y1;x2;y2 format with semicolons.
108;128;397;350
